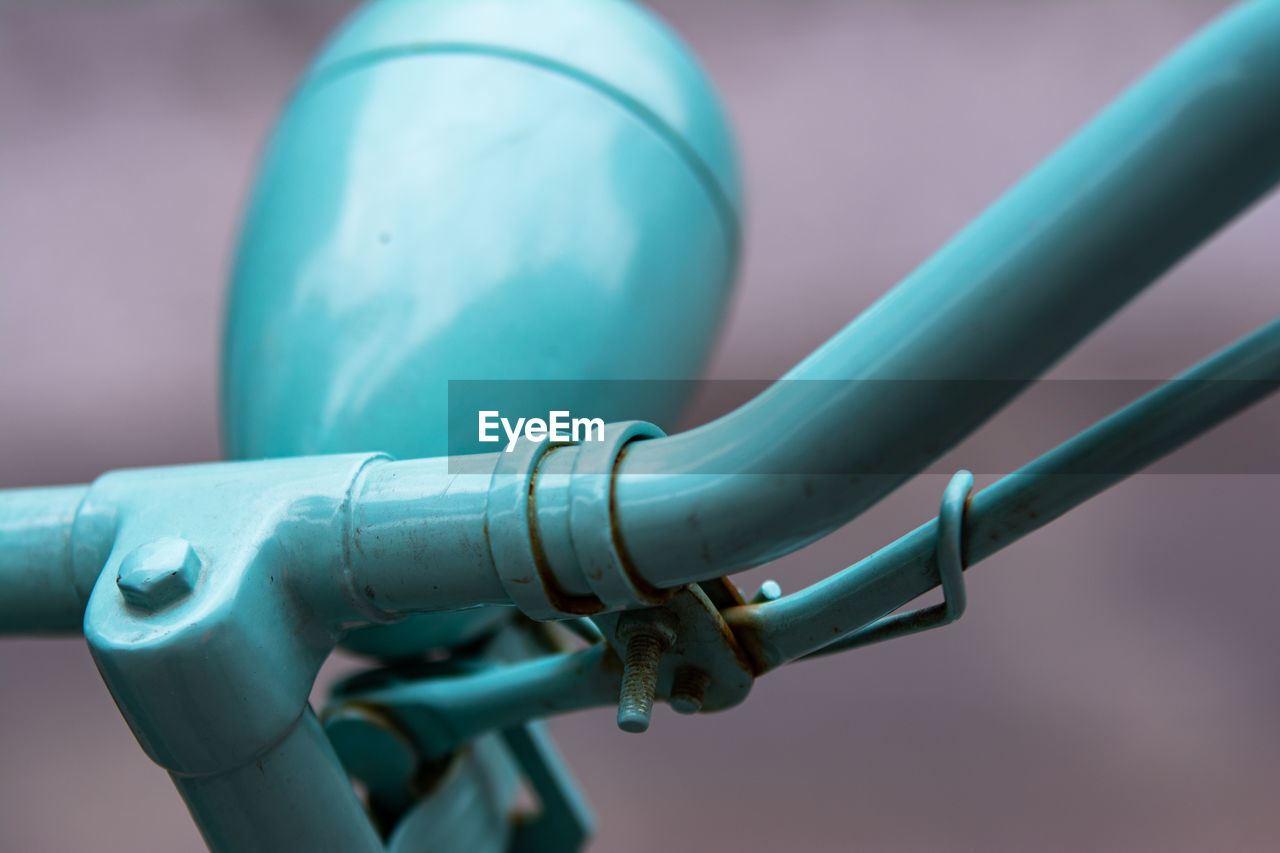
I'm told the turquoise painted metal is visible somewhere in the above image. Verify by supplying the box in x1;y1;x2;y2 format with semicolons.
0;485;87;633
596;0;1280;587
224;0;740;463
223;0;741;660
3;0;1280;850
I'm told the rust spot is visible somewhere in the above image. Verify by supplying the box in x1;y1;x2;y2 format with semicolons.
610;443;676;606
696;577;744;609
685;585;763;681
528;449;605;616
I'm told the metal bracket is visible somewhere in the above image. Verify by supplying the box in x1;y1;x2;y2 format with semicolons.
718;469;977;671
321;472;981;838
802;469;974;658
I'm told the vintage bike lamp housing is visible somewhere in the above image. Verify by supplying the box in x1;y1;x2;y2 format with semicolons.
7;1;1280;849
223;0;742;655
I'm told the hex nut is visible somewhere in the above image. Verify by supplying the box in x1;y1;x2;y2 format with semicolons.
116;537;202;612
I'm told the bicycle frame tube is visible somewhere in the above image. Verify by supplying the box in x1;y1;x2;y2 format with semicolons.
566;0;1280;588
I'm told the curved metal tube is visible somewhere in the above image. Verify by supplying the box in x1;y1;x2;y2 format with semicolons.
587;0;1280;587
0;485;89;632
727;313;1280;670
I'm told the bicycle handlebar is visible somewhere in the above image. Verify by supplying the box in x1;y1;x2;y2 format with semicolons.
596;0;1280;588
5;0;1280;635
0;485;88;632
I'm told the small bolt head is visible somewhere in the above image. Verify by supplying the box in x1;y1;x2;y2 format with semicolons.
116;537;201;612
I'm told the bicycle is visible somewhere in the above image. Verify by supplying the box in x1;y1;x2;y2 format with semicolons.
3;0;1280;849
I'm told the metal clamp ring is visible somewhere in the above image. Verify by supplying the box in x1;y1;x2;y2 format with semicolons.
567;420;667;610
487;435;584;621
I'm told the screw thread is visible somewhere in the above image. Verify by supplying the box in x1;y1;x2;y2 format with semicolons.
617;631;663;733
669;666;711;715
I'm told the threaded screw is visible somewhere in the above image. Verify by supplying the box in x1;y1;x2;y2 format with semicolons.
750;579;782;604
668;666;711;715
615;613;677;734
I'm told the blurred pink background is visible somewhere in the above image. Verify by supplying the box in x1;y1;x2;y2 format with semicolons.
3;2;1280;851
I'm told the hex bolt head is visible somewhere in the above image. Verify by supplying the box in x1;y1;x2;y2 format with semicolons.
615;612;677;734
668;666;711;715
116;537;201;613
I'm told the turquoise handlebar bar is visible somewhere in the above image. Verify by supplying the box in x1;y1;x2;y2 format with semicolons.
596;0;1280;588
0;485;89;632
